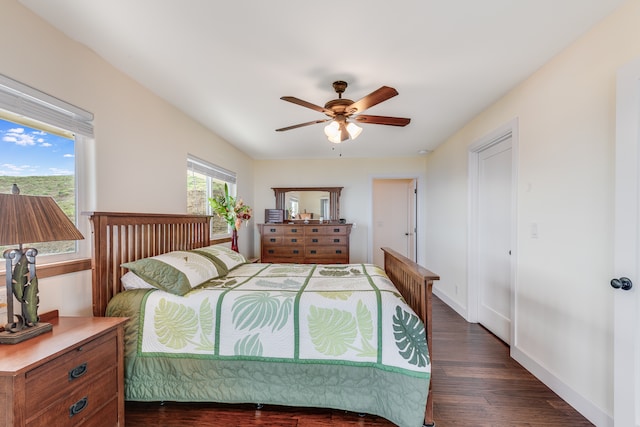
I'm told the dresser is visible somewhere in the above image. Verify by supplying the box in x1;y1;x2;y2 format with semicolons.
0;315;128;427
258;223;352;264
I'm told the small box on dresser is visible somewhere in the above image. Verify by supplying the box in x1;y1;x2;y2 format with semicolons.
0;315;128;427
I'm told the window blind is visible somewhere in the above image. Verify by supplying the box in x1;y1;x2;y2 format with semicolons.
187;155;237;184
0;74;94;138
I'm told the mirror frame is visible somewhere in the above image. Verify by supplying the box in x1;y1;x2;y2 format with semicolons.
272;187;343;221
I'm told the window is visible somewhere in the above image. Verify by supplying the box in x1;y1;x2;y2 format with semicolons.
187;155;236;237
0;74;93;262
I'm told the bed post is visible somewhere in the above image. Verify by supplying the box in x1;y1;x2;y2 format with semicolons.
381;247;439;427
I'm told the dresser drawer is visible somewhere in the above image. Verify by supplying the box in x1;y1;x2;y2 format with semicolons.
305;235;348;245
261;226;284;236
25;330;117;414
262;235;283;246
263;246;304;258
26;367;117;427
305;225;349;235
305;246;348;258
284;226;303;236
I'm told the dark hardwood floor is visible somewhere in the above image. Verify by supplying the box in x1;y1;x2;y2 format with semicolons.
125;296;593;426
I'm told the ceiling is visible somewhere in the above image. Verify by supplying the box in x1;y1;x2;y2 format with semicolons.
20;0;625;160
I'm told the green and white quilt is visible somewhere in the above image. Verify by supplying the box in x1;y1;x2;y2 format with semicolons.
139;263;429;374
108;263;430;427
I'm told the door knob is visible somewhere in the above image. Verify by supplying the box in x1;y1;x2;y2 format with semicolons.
611;277;633;291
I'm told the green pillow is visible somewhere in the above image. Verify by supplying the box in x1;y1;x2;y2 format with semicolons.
191;244;247;272
121;250;223;296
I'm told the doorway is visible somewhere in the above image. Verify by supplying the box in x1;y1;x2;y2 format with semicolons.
372;178;417;267
468;120;518;345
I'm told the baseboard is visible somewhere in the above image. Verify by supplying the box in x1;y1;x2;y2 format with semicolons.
432;287;468;320
510;346;612;427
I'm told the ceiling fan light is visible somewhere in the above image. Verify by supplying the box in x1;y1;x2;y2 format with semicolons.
346;122;362;140
327;133;343;144
324;121;340;138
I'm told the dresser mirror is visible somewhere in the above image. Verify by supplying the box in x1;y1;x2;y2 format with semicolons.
272;187;342;221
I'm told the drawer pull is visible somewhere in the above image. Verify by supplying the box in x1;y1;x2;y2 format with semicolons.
336;250;342;254
269;238;276;242
293;250;299;254
312;239;318;243
270;228;276;232
268;249;274;254
311;228;319;233
291;238;297;242
333;228;340;233
68;362;88;381
69;396;88;418
310;250;317;254
291;229;298;233
333;239;340;243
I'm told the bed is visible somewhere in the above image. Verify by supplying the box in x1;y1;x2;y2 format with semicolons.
88;212;439;427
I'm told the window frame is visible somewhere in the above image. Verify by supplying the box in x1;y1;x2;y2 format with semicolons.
0;74;94;273
187;155;237;239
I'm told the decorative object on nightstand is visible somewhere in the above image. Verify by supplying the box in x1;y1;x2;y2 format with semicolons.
0;185;84;344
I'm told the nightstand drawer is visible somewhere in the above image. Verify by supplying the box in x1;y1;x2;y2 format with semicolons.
25;330;117;414
26;367;117;427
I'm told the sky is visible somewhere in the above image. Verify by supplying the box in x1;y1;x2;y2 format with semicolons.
0;118;74;176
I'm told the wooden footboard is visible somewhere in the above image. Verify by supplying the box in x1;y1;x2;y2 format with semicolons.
87;212;211;317
382;247;439;427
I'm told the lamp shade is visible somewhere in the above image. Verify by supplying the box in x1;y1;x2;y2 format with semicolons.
0;193;84;246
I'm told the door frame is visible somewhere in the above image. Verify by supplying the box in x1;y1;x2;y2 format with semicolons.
467;119;519;344
613;56;640;427
369;176;419;264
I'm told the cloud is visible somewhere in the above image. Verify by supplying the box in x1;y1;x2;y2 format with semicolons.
2;127;37;146
63;153;75;158
40;142;52;147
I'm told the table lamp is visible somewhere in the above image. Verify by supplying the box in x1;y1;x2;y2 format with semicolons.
0;185;84;344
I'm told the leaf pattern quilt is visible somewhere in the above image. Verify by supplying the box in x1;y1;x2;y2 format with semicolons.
139;263;430;377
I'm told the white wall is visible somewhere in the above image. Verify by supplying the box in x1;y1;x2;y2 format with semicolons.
425;1;640;424
253;157;428;265
1;1;254;316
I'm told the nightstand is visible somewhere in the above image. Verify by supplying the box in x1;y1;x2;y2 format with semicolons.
0;314;128;426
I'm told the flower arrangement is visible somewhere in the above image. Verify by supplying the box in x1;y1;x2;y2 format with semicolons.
208;183;252;231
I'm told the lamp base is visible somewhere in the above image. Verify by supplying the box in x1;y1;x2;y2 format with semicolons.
0;322;53;344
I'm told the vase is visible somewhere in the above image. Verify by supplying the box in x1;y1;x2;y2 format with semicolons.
231;228;239;252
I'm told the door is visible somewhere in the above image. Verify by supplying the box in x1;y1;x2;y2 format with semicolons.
372;178;417;267
476;137;513;344
613;57;640;427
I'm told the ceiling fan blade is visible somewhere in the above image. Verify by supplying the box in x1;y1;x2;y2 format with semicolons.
354;115;411;127
276;119;329;132
346;86;399;114
280;96;335;116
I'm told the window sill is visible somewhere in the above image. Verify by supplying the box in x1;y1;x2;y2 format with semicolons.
0;258;92;284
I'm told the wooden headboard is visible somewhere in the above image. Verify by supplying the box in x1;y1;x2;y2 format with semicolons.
87;212;211;317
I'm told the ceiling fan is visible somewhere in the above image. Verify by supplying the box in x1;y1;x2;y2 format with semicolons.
275;81;411;143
